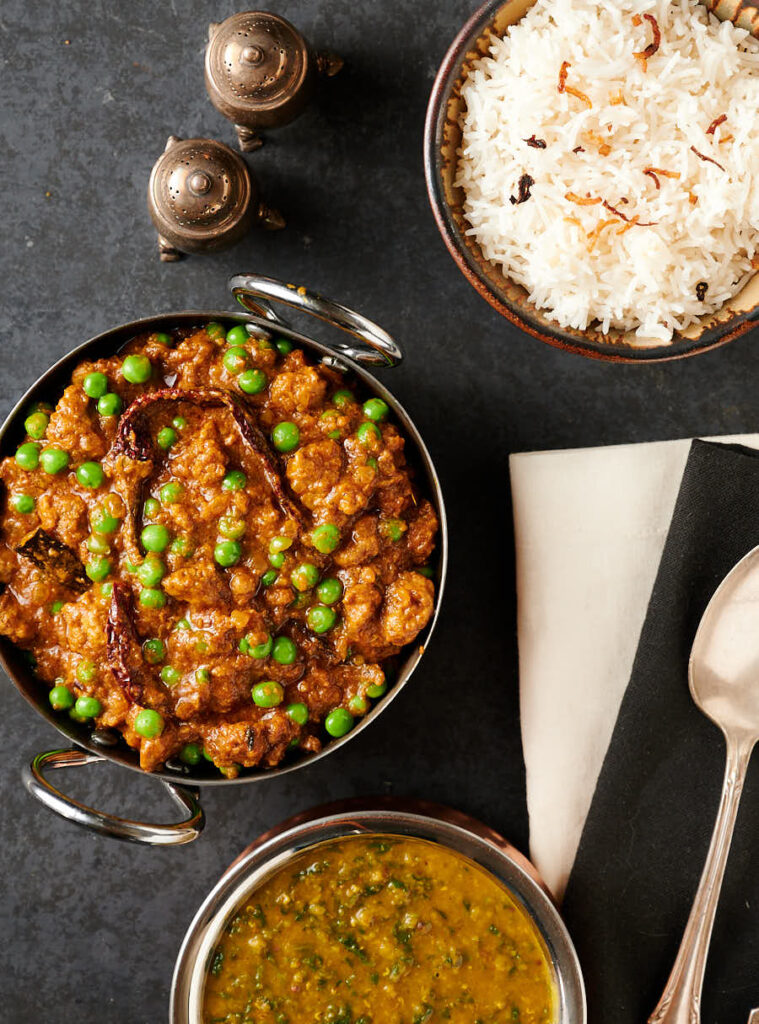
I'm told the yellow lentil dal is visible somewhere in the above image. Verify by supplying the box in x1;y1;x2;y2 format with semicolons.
202;834;556;1023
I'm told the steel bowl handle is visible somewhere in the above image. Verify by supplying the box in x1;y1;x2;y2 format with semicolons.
228;274;403;367
22;748;205;846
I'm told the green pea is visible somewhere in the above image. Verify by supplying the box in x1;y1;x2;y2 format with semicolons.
286;702;309;726
223;346;250;375
124;561;138;574
202;747;214;762
85;557;111;582
50;600;64;615
134;708;164;738
272;636;297;665
76;660;96;683
154;331;172;347
143;497;160;520
367;679;388;699
222;469;247;491
332;389;355;409
269;551;285;569
206;321;226;340
272;421;300;453
214;540;241;567
121;354;152;384
29;401;53;416
251;680;284;708
316;577;343;605
306;604;337;634
76;461;105;489
24;411;49;439
83;372;108;399
327;430;340;440
325;707;353;738
251;634;273;659
157;427;177;450
97;392;122;417
356;422;381;448
269;535;293;554
363;398;390;422
100;582;113;598
87;533;110;555
68;709;88;724
261;569;278;587
291;591;310;610
40;447;70;474
382;518;405;542
225;324;249;347
92;509;120;534
141;524;170;552
179;743;202;766
218;515;245;540
75;695;101;719
196;667;210;684
139;587;167;609
349;694;369;715
238;368;267;395
142;638;166;664
15;442;40;470
160;481;183;504
137;556;166;587
49;684;74;711
275;337;293;355
417;566;434;579
12;494;35;514
238;635;251;655
311;523;340;554
367;457;379;473
160;665;180;686
292;562;319;592
170;536;193;557
175;617;191;631
172;415;187;430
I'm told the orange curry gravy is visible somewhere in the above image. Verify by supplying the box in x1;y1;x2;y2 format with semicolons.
203;835;556;1024
0;323;437;773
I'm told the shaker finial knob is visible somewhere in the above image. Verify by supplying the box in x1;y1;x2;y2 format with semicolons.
204;10;343;152
147;135;285;261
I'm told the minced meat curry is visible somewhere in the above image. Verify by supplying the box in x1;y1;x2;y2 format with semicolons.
203;835;556;1023
0;322;438;774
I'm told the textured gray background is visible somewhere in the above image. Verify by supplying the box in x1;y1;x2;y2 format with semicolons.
1;2;758;1022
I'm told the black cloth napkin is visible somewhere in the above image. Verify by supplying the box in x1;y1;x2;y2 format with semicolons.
562;440;759;1024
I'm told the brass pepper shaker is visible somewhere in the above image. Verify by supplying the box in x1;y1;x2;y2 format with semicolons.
147;135;285;261
204;11;343;151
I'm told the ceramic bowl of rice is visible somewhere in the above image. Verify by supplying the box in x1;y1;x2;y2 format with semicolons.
424;0;759;361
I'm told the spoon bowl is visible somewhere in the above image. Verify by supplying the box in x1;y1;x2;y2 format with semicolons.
689;545;759;737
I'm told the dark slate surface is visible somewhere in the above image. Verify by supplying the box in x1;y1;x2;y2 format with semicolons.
1;2;758;1022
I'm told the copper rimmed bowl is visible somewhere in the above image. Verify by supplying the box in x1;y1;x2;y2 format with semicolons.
170;798;587;1024
3;275;448;846
424;0;759;363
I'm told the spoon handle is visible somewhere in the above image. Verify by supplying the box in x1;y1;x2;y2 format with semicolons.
648;734;755;1024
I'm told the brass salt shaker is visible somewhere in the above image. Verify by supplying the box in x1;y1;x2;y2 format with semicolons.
147;135;284;261
204;11;343;151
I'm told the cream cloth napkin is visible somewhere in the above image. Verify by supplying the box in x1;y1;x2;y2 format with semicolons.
510;433;759;902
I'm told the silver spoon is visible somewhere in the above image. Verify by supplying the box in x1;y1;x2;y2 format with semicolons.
649;545;759;1024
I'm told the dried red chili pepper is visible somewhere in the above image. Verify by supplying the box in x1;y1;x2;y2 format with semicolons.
107;582;172;709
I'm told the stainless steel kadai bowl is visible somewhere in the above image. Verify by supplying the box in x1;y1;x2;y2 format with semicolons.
170;798;587;1024
2;275;447;846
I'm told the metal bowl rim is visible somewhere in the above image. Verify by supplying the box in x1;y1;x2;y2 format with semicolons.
0;309;448;787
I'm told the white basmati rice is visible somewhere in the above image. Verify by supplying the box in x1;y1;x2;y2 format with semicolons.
455;0;759;343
